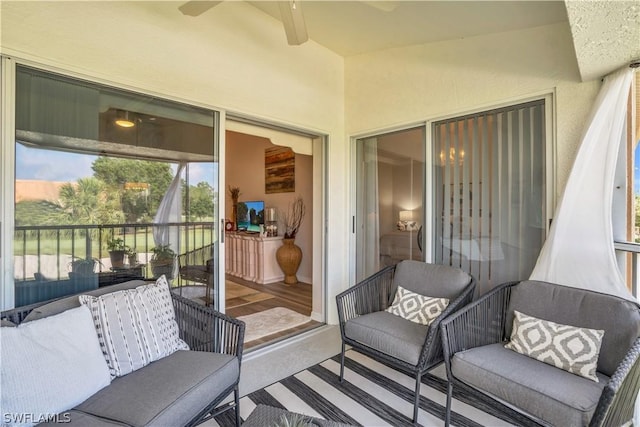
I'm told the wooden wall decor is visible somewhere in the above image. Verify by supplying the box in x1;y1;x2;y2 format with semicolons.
265;146;295;193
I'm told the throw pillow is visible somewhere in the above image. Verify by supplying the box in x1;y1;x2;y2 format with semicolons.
79;289;150;378
386;285;449;326
1;306;111;427
505;310;604;382
132;276;189;362
79;276;189;378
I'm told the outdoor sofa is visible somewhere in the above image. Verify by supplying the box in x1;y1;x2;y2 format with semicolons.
1;278;245;427
441;280;640;427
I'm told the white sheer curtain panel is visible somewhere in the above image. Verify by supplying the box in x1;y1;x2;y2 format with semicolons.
356;138;380;280
530;67;634;301
153;163;186;278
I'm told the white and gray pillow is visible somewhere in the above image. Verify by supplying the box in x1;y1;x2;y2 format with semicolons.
386;285;449;326
505;310;604;382
79;275;188;379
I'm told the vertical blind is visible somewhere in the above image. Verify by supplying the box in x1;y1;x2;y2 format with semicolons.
433;100;546;295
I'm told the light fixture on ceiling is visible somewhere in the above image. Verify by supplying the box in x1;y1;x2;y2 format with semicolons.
115;110;135;128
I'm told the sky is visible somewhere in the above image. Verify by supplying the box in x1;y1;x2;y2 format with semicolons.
15;144;218;187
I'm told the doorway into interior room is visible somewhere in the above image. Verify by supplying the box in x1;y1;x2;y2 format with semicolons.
221;118;324;350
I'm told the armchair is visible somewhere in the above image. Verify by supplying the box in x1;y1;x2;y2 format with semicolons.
336;260;475;424
440;280;640;427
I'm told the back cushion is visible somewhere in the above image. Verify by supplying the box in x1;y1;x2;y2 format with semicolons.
506;280;640;376
392;261;472;300
23;280;148;322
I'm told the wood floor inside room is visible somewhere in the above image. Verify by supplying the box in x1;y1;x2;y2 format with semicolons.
225;275;321;349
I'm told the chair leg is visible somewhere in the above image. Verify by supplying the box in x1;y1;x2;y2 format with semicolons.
413;372;422;424
339;341;346;382
444;381;453;427
234;387;240;427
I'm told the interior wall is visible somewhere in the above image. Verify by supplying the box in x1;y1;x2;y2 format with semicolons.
225;130;313;283
345;22;601;206
0;1;347;320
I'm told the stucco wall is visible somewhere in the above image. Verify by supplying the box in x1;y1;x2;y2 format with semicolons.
0;1;347;318
345;22;601;204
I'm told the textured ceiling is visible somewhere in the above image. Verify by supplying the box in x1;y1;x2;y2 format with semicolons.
565;0;640;81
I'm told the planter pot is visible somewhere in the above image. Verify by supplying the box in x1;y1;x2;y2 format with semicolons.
276;238;302;285
109;250;126;269
151;260;174;280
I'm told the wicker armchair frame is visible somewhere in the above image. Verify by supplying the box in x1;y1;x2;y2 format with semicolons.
1;290;246;427
440;281;640;427
336;263;476;423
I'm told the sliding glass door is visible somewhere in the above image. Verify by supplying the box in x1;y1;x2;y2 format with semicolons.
433;100;547;294
353;100;548;294
355;127;425;282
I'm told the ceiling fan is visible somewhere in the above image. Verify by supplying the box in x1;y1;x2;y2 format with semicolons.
178;1;308;46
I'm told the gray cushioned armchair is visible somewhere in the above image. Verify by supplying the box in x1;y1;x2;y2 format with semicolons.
440;280;640;427
336;260;475;424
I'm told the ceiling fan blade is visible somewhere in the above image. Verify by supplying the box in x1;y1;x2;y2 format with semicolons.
278;1;308;46
178;1;222;17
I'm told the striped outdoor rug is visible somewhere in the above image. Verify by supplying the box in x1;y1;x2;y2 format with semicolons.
210;350;537;427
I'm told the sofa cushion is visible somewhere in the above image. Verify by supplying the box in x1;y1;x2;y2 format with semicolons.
506;280;640;376
505;310;604;382
345;311;427;365
392;261;471;300
1;306;111;427
75;350;239;427
386;286;449;326
23;280;147;322
452;343;608;427
36;410;129;426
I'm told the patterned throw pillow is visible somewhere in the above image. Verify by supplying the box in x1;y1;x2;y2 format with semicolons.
79;290;149;378
79;276;189;378
386;286;449;326
505;310;604;382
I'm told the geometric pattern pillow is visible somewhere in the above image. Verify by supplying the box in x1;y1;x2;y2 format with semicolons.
385;286;449;326
133;276;189;361
79;290;150;378
505;310;604;382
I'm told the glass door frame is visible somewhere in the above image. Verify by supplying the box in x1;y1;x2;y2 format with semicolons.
0;55;225;311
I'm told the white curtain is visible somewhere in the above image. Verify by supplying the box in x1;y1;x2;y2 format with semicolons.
356;138;380;280
530;67;634;301
153;163;186;278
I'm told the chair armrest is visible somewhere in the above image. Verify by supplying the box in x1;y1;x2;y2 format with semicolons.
590;338;640;427
336;264;396;325
419;277;476;369
440;281;515;366
171;292;245;360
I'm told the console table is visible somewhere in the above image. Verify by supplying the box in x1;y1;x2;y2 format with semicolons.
225;232;284;284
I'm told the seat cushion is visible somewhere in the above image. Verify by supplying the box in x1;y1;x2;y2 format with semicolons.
344;311;427;365
452;343;608;427
37;410;129;426
75;350;239;426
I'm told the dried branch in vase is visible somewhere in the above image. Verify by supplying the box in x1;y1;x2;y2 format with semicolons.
228;185;241;202
283;197;305;239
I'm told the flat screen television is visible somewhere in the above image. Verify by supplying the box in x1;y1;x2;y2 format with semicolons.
236;200;265;232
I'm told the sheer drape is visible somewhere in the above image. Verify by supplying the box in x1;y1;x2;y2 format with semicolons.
153;163;186;278
356;138;380;281
530;67;634;301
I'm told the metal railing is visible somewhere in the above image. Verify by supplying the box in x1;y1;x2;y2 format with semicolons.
614;241;640;298
14;221;216;281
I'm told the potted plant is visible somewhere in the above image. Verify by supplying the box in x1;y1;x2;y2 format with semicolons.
106;237;127;269
125;246;138;266
69;256;100;277
150;244;176;279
